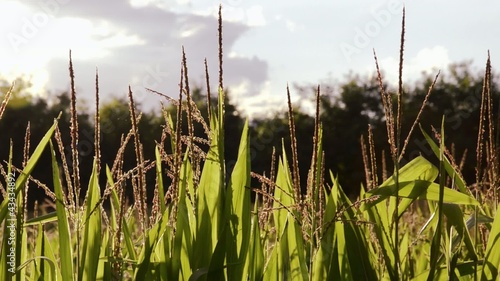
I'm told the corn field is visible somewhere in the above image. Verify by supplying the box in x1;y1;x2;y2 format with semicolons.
1;7;500;281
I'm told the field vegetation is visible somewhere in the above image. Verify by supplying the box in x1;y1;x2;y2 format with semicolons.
1;6;500;281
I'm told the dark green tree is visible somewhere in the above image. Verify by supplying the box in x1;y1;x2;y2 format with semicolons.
403;61;500;185
0;78;94;208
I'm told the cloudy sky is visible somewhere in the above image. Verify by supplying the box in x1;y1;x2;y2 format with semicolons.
1;0;499;118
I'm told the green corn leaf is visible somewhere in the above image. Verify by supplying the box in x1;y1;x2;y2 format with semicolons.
365;156;479;209
367;180;479;206
359;172;396;279
381;156;439;187
337;180;378;281
155;230;169;281
420;125;472;195
335;214;353;281
481;206;500;280
207;224;228;281
155;145;167;214
0;146;13;280
427;118;447;281
165;111;176;154
14;164;27;281
262;233;281;281
224;120;251;280
442;204;478;261
33;223;45;280
17;256;58;281
1;222;11;280
400;231;410;279
34;223;60;281
273;143;296;238
311;174;340;280
420;125;469;194
412;262;481;281
273;146;308;280
311;202;335;278
311;237;336;281
172;152;195;280
367;156;439;238
24;212;58;226
0;118;58;225
50;141;74;281
194;87;225;273
106;165;136;261
134;204;171;279
286;214;308;280
248;200;264;281
96;230;110;280
78;160;102;281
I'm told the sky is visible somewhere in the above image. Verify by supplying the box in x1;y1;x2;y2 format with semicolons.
0;0;499;118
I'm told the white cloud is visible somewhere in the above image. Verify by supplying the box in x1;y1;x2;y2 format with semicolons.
53;19;144;58
0;2;30;33
285;20;297;32
369;46;449;85
179;23;204;38
0;9;145;96
246;5;266;27
5;1;493;119
239;80;288;119
191;4;266;27
129;0;175;10
129;0;156;8
410;46;449;75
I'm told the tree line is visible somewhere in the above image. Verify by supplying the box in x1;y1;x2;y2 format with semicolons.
0;61;498;208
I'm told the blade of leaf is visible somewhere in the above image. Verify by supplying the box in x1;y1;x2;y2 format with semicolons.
481;204;500;280
172;152;195;280
0;118;58;224
194;93;225;272
78;160;102;281
155;145;167;213
248;200;264;281
50;141;74;281
106;165;136;261
224;120;251;280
